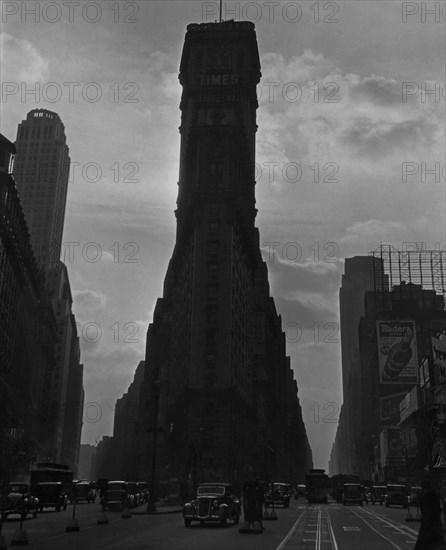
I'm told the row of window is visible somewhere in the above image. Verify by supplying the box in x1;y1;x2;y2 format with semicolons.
18;125;55;140
194;49;245;68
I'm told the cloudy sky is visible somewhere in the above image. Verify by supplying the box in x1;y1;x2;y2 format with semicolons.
1;0;445;469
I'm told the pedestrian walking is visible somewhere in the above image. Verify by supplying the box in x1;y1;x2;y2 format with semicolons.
414;480;446;550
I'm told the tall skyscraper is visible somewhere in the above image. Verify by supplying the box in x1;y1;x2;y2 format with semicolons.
330;256;387;475
13;109;70;272
339;256;387;399
12;110;83;469
139;21;312;489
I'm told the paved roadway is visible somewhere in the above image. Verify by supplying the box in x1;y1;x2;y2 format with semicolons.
0;499;423;549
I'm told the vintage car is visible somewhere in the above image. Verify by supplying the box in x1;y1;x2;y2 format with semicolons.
295;484;306;500
103;481;128;512
370;485;387;505
71;481;95;504
0;482;39;519
385;484;407;508
183;483;241;527
265;482;291;508
35;482;68;511
342;483;363;506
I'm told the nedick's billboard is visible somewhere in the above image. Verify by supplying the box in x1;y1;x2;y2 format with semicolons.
377;320;418;385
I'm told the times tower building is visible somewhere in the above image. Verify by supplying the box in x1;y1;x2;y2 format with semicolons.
141;21;312;487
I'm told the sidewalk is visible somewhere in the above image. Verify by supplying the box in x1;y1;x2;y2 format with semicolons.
132;501;182;515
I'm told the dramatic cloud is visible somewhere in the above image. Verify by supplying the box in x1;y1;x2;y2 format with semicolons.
0;33;49;82
2;1;443;469
73;289;108;312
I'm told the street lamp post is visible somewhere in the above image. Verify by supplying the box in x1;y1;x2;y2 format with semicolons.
146;380;161;512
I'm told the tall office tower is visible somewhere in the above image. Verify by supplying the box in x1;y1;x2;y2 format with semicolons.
339;256;387;399
13;110;83;469
140;21;312;488
331;256;387;475
13;109;70;272
0;133;58;478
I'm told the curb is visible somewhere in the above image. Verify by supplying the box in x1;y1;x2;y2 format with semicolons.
132;508;183;515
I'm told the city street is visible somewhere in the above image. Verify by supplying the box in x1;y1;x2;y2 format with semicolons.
0;499;423;550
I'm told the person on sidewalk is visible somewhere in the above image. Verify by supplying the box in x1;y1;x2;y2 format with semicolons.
414;479;446;550
242;475;264;529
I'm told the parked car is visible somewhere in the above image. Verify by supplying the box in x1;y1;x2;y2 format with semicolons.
71;481;95;504
265;482;291;508
103;481;128;512
35;482;68;511
370;485;387;505
385;484;407;508
183;483;241;527
0;482;39;519
342;483;363;506
409;486;422;507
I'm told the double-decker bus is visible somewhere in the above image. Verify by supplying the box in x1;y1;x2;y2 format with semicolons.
305;469;330;504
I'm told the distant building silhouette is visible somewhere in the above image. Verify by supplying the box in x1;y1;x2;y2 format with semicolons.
138;20;312;492
14;109;70;273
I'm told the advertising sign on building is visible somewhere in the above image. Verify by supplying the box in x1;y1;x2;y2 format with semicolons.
380;427;403;466
432;337;446;386
419;357;430;389
380;393;407;422
377;320;418;384
399;386;419;424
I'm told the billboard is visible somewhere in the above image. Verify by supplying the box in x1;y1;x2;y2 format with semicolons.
380;393;406;422
432;337;446;386
380;427;403;467
399;386;419;424
377;320;418;384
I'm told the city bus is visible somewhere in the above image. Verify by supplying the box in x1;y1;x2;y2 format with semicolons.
305;469;330;504
330;473;360;503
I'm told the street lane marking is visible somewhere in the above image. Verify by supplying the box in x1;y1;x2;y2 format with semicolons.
358;508;417;540
359;508;418;537
275;508;309;550
42;518;122;541
350;509;403;550
316;508;322;550
326;508;339;550
343;526;360;531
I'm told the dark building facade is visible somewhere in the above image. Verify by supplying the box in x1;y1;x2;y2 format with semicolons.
331;256;387;475
46;262;84;470
111;361;145;480
330;269;446;480
0;134;58;481
12;110;84;472
139;21;312;493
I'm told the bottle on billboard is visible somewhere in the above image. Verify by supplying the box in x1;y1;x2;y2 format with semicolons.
382;327;413;381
